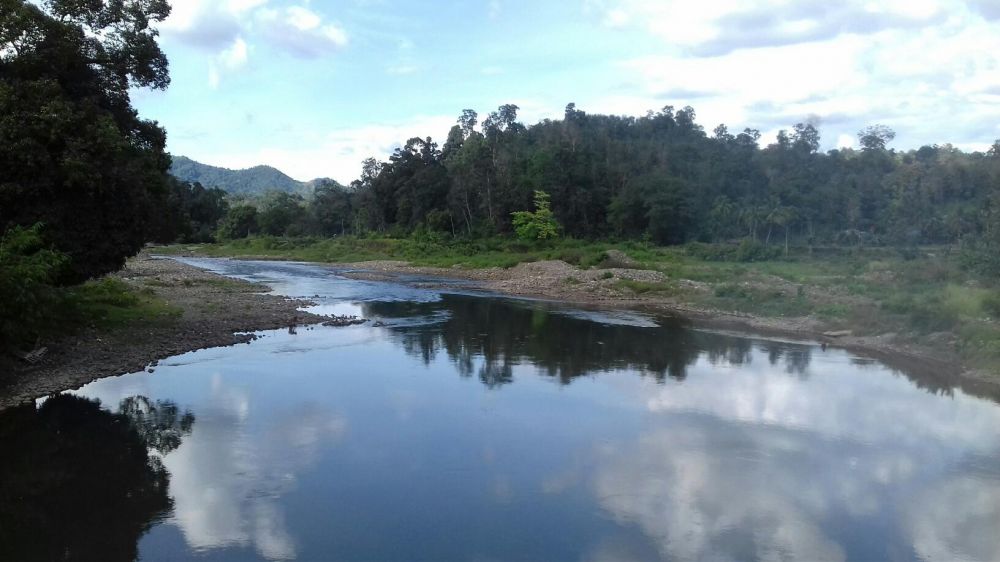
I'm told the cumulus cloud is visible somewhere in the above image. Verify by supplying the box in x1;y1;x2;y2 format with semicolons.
598;0;955;56
160;1;348;86
580;1;1000;151
256;6;349;58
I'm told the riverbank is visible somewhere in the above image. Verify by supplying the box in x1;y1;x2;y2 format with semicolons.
0;253;323;410
158;237;1000;389
337;260;978;381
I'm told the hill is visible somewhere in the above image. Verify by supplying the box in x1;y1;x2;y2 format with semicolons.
169;156;343;196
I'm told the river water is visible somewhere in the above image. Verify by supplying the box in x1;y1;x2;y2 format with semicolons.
2;258;999;561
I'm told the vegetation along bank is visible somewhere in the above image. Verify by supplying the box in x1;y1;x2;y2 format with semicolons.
159;236;1000;390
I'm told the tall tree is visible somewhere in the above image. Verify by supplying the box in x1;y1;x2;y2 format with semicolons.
0;0;172;282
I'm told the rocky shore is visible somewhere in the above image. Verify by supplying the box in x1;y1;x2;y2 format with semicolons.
0;254;323;410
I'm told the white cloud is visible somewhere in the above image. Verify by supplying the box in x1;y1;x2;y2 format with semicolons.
219;37;249;70
577;2;1000;149
161;1;348;70
256;7;349;58
598;0;953;55
207;37;249;88
603;8;630;28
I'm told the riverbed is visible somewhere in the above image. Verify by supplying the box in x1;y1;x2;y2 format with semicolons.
2;258;998;561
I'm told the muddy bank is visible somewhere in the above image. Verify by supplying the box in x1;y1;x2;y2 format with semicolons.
337;258;998;397
0;254;324;410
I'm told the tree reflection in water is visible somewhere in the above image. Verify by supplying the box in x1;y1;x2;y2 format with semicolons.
364;294;812;386
0;394;194;562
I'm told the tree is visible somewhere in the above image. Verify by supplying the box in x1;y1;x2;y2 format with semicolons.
0;224;68;350
312;184;352;236
511;191;560;241
217;205;259;240
258;192;306;236
0;0;173;283
858;125;896;152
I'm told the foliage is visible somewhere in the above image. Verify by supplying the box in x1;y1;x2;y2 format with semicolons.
258;192;307;236
511;191;561;241
304;102;1000;262
0;0;173;282
0;224;68;349
216;205;259;240
685;240;782;262
63;277;180;329
148;177;229;243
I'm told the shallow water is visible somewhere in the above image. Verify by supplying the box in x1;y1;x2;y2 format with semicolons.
2;258;999;561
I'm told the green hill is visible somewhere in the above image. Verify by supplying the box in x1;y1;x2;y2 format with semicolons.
169;156;343;196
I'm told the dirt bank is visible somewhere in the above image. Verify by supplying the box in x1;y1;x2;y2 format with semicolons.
339;258;999;398
0;254;324;411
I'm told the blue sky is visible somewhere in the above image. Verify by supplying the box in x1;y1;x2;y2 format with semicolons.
137;0;1000;183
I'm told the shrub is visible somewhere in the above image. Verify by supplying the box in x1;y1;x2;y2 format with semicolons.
983;292;1000;319
511;191;561;241
685;240;781;262
0;225;69;350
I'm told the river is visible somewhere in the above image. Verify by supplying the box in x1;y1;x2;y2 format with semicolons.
1;258;998;561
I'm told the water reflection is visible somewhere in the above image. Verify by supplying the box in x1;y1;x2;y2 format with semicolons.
3;258;999;561
592;425;846;562
365;295;807;385
0;394;193;562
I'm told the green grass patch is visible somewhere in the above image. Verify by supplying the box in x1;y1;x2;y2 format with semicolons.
706;283;813;317
64;278;181;330
614;279;678;295
958;322;1000;370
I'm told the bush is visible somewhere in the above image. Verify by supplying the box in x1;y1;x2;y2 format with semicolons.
983;292;1000;319
686;240;782;262
883;294;960;333
512;191;561;241
0;225;69;350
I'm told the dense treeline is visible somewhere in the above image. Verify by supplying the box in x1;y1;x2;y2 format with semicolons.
0;0;173;283
1;0;174;349
262;104;995;272
211;103;1000;274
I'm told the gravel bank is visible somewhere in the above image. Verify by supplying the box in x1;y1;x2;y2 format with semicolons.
0;254;323;410
340;259;998;398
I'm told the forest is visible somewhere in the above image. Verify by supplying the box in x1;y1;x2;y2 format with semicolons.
174;103;1000;274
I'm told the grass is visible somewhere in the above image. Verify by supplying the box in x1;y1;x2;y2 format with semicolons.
163;236;1000;372
63;278;181;331
159;235;620;270
707;283;813;317
614;279;679;296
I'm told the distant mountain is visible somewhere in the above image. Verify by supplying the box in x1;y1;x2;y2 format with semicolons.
169;156;344;196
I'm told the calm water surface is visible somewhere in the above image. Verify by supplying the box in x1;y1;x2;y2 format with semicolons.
2;258;999;561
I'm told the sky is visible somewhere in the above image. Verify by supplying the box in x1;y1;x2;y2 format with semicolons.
134;0;1000;184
